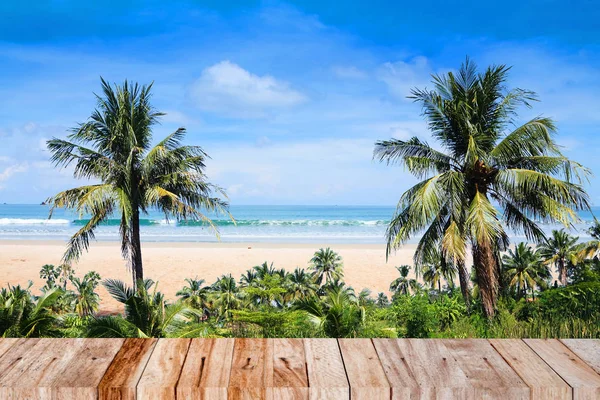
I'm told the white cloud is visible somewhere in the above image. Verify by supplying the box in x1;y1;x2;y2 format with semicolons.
332;65;368;79
190;61;306;118
0;163;28;187
378;56;433;100
206;138;416;204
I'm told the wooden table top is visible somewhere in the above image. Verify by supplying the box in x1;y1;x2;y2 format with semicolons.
0;338;598;399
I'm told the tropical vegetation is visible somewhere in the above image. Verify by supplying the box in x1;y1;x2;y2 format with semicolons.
374;58;590;318
1;239;599;339
45;79;231;288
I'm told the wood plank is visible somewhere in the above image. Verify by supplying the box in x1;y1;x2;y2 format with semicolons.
338;338;389;400
443;339;529;399
99;338;158;400
561;339;600;375
372;339;420;399
0;338;85;399
177;338;235;400
269;338;309;399
525;339;600;400
303;339;348;400
51;338;124;399
228;338;273;400
137;338;191;400
0;338;39;381
391;339;472;398
0;338;18;359
490;339;571;400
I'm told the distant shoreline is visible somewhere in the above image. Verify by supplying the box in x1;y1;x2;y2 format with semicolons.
0;239;401;249
0;240;418;314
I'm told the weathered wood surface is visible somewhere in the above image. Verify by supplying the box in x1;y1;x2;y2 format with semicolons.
0;338;598;399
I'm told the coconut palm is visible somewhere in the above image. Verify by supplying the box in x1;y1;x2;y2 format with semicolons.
46;79;231;288
211;274;241;320
294;285;365;338
421;250;457;293
286;267;318;301
375;292;389;307
389;265;420;295
71;271;101;317
502;243;550;299
176;278;211;313
0;285;63;337
538;229;581;286
309;248;344;286
374;59;590;318
87;279;196;338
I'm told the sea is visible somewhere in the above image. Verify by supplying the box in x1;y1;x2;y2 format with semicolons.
0;204;597;244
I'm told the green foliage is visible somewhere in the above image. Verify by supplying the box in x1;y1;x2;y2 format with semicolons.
391;294;438;338
45;79;231;287
1;242;600;338
375;58;590;318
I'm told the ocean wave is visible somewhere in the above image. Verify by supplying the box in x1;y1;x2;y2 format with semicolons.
178;219;389;227
0;218;70;225
0;217;390;227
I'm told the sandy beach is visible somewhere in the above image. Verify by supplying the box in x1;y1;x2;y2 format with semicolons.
0;240;418;313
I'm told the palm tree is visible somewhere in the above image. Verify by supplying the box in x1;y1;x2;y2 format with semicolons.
502;243;549;299
286;267;318;301
0;285;63;337
421;250;457;293
389;265;420;295
538;229;581;286
46;79;231;288
87;279;196;338
211;274;241;320
374;59;590;318
176;278;210;313
309;248;344;286
294;285;365;338
375;292;389;307
71;271;101;317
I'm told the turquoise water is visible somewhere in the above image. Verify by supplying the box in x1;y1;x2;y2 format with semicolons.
0;204;597;243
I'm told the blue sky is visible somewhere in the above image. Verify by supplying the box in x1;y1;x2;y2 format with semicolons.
0;0;599;205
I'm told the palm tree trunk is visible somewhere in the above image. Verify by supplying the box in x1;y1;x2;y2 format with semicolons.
131;209;144;288
457;261;471;309
473;242;498;319
559;258;567;286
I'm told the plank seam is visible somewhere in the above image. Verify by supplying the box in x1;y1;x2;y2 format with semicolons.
174;339;193;397
132;339;160;399
94;339;127;399
370;338;393;400
487;339;537;398
558;339;600;378
521;339;575;396
335;339;351;400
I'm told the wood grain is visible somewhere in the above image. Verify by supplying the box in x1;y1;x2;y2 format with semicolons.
372;339;420;399
443;339;530;399
51;338;124;399
303;339;348;400
269;338;309;399
393;339;471;398
338;338;390;400
0;338;18;359
490;339;571;400
0;338;85;399
177;338;235;400
561;339;600;375
137;338;191;400
99;338;158;400
525;339;600;400
228;338;273;400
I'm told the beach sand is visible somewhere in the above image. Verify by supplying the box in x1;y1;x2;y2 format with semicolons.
0;240;418;313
